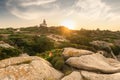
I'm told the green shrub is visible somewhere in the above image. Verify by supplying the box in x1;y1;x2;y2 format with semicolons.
38;49;63;60
51;56;64;70
7;34;55;55
51;56;62;65
111;46;120;55
0;47;21;60
38;49;64;70
32;35;55;54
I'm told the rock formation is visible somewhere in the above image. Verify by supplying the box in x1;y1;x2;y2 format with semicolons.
62;48;120;80
81;71;120;80
0;56;63;80
62;47;94;58
0;47;120;80
66;53;120;73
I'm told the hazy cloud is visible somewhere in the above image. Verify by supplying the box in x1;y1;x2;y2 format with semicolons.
6;0;60;19
6;0;120;22
21;0;56;7
102;0;120;13
73;0;111;20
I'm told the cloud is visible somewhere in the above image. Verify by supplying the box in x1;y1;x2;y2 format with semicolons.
6;0;119;22
102;0;120;14
21;0;56;7
6;0;60;19
74;0;112;20
9;8;40;20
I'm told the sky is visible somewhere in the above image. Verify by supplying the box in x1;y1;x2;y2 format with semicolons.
0;0;120;30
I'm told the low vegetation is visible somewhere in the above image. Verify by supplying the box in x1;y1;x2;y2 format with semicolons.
0;26;120;71
0;47;21;60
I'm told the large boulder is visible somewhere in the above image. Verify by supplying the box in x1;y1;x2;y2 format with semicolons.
0;56;51;68
81;71;120;80
62;48;94;58
61;71;83;80
0;56;63;80
66;53;120;73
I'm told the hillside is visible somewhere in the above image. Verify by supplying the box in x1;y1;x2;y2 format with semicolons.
0;26;120;57
0;26;120;80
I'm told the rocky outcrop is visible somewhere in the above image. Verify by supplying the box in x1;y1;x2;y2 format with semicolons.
62;48;94;58
90;40;114;48
61;71;83;80
63;47;120;80
0;47;120;80
66;53;120;73
0;56;51;68
0;56;63;80
81;71;120;80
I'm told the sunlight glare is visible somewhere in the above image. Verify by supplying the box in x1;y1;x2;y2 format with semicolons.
61;19;76;29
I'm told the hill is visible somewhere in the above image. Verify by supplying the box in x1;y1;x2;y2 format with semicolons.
0;26;120;58
0;26;120;79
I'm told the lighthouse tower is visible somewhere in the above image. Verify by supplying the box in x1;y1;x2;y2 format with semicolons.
40;19;47;27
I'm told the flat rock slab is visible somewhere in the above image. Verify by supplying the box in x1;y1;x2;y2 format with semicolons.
81;71;120;80
0;56;51;68
66;53;120;73
62;48;94;58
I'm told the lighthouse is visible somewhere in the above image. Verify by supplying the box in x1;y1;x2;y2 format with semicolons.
40;19;47;27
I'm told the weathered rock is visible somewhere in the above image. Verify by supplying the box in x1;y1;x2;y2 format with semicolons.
66;53;120;73
81;71;120;80
61;71;83;80
0;56;63;80
19;53;29;57
47;34;68;42
0;56;51;68
106;58;120;67
0;41;14;48
62;48;94;58
90;40;117;60
90;40;113;48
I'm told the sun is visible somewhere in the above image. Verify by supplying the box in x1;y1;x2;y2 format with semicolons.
60;19;76;29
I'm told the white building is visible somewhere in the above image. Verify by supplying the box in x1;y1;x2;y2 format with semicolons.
40;19;47;27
